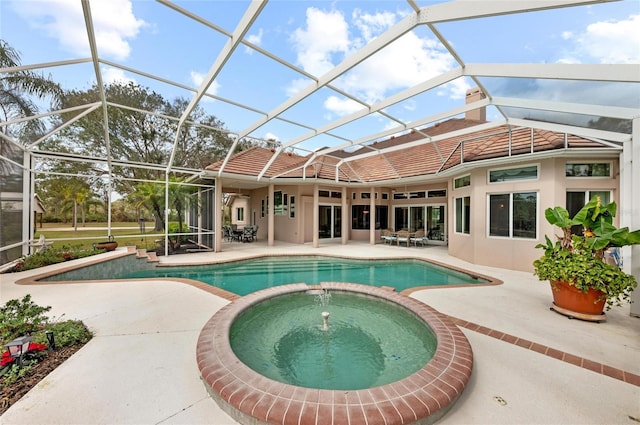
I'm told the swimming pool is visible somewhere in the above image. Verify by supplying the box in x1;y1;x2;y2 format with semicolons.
123;256;488;295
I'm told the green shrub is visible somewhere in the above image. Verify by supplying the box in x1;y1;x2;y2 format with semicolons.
43;320;92;347
1;296;92;382
10;244;101;272
0;295;51;344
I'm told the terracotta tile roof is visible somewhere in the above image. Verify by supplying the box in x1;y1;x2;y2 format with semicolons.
207;120;612;183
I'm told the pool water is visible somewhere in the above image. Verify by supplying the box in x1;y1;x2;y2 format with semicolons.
123;256;486;295
229;292;437;390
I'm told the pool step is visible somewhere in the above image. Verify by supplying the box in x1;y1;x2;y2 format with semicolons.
135;249;159;263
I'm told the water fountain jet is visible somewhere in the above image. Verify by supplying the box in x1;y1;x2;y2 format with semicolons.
322;311;330;330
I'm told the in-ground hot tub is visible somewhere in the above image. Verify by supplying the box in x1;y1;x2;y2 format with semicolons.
196;282;473;425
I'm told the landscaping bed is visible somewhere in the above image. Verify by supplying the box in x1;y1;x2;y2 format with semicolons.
0;296;93;415
1;342;86;414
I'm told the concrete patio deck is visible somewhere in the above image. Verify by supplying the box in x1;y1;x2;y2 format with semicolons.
1;241;638;424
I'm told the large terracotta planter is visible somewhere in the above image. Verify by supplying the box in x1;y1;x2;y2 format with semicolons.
550;279;606;318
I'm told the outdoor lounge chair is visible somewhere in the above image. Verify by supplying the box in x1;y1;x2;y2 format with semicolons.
410;229;428;247
381;229;397;245
395;230;410;246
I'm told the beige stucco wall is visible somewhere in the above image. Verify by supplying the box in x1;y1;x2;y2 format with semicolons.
227;155;619;273
448;156;619;272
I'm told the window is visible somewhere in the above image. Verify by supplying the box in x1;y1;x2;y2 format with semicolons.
393;191;425;200
236;207;244;222
289;196;295;218
428;189;446;198
489;165;538;183
361;192;371;199
454;175;470;189
261;199;265;218
488;192;537;239
566;163;611;177
352;205;370;229
274;191;284;215
455;196;470;234
351;205;388;229
566;191;611;234
320;189;341;198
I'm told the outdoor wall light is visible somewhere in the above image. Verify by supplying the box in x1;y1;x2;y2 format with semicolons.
4;335;33;366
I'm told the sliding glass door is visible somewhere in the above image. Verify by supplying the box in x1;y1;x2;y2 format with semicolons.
393;206;425;232
319;205;341;239
426;204;446;243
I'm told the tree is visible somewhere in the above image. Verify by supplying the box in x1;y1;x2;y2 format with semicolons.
0;40;62;139
0;39;61;264
51;82;239;193
128;182;165;232
167;177;196;249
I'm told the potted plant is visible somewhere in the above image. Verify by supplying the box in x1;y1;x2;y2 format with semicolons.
533;196;640;321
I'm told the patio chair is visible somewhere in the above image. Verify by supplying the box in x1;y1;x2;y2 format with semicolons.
30;234;53;253
381;229;397;245
241;226;254;242
410;229;428;247
222;226;235;242
396;230;410;246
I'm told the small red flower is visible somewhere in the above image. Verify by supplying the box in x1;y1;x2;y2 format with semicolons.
28;342;47;352
1;350;13;366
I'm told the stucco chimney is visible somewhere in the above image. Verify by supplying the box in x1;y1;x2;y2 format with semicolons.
465;88;486;121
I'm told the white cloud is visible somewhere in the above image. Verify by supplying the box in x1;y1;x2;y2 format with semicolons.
565;14;640;64
323;95;364;116
245;28;263;54
285;78;312;97
190;71;220;97
101;67;136;85
351;8;396;42
403;100;416;112
289;7;458;117
264;132;279;142
290;7;351;76
11;0;146;61
581;14;640;63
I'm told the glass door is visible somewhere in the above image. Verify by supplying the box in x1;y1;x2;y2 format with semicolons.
409;206;424;232
426;205;446;243
319;205;341;239
394;206;425;232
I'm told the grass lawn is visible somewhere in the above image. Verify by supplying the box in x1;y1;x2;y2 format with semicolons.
34;222;164;251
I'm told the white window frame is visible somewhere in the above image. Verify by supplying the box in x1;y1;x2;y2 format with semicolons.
488;163;539;184
486;191;539;239
455;196;471;235
454;174;471;190
565;162;612;178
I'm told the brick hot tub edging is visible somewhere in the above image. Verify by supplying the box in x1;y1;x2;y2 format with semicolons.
196;282;473;425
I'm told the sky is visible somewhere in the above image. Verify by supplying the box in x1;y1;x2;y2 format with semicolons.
1;0;639;153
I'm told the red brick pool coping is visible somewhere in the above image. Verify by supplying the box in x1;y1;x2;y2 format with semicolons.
196;282;473;425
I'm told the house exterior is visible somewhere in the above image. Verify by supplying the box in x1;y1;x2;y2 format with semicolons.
204;91;623;273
